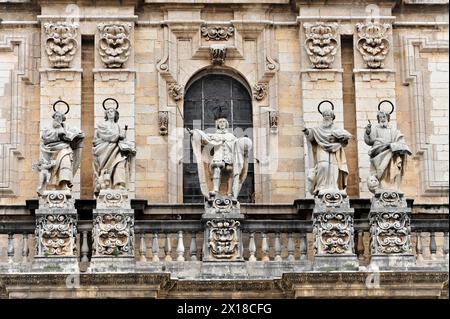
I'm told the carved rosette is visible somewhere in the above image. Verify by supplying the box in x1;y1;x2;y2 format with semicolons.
356;21;391;69
168;82;183;101
201;25;235;41
369;190;412;255
35;214;77;256
92;212;134;256
44;22;78;68
253;82;268;101
304;22;339;69
206;219;240;259
159;111;169;136
209;44;227;65
98;22;132;68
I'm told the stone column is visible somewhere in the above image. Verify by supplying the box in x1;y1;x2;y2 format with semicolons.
32;191;79;272
369;190;415;269
89;190;135;272
312;191;358;270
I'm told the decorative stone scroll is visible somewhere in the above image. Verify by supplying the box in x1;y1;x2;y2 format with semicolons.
253;82;268;101
206;219;240;259
168;82;183;101
44;22;78;68
98;22;132;68
210;44;227;65
304;22;339;69
356;21;391;69
201;25;235;41
159;111;169;136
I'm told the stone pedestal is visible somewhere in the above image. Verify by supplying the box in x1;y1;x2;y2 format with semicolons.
32;190;79;272
90;190;136;272
312;191;358;270
202;195;244;262
369;189;415;269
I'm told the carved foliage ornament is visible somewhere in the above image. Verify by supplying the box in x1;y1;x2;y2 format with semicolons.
201;25;235;41
168;82;183;101
207;219;240;259
304;22;339;69
369;211;411;254
356;21;391;69
93;213;134;256
253;82;268;101
44;22;78;68
159;111;169;136
313;212;353;255
210;44;227;65
36;214;76;256
98;22;132;68
269;111;279;133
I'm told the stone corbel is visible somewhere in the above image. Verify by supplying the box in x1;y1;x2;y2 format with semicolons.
356;21;391;69
97;22;132;69
269;111;279;134
168;82;184;102
209;44;227;65
304;22;339;69
44;22;79;69
159;111;169;136
252;82;268;101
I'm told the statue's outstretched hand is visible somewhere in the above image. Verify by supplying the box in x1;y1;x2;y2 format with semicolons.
365;122;372;135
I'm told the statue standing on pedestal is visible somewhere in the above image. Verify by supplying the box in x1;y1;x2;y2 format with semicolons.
303;101;352;196
37;100;85;195
93;98;136;195
188;105;252;202
364;100;411;192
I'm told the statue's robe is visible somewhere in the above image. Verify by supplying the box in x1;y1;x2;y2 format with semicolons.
305;124;352;195
191;129;251;199
40;124;84;188
93;121;135;193
364;125;411;189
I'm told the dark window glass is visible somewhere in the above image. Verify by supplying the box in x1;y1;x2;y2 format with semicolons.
183;74;255;203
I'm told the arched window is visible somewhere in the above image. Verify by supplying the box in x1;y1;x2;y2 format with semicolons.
183;73;255;203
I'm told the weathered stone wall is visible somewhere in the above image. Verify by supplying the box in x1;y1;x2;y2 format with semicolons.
0;0;448;206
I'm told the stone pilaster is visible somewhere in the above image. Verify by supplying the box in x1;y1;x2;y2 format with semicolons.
32;190;79;272
312;191;358;270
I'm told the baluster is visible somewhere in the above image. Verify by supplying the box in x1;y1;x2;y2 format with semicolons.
274;232;282;261
416;232;423;262
430;232;437;260
152;233;160;262
139;233;147;262
7;233;14;263
81;231;89;263
189;232;197;261
21;233;29;263
300;233;307;260
261;232;269;261
444;232;449;261
357;230;365;261
164;233;172;261
176;231;185;262
248;232;256;262
287;233;295;262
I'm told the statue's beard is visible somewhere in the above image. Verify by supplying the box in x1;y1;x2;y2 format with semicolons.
322;120;333;128
380;121;388;128
53;121;62;128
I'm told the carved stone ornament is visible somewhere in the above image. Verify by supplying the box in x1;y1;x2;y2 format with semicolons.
269;111;279;133
312;191;355;255
210;44;227;65
253;82;268;101
168;82;183;101
92;212;134;256
356;21;391;69
205;195;236;214
96;190;130;209
44;22;78;68
39;190;74;209
201;25;235;41
304;22;339;69
207;219;240;259
159;111;169;136
98;22;132;68
35;214;77;256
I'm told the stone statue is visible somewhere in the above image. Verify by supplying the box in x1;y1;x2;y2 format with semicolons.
188;105;252;202
364;101;411;192
93;98;136;195
303;101;352;196
38;101;85;195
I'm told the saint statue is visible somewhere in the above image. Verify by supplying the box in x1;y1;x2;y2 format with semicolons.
364;101;411;192
38;101;85;195
93;98;136;195
303;101;352;195
188;105;252;202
